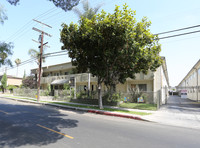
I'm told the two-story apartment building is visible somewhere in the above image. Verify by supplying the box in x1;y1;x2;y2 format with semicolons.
31;57;169;104
177;59;200;101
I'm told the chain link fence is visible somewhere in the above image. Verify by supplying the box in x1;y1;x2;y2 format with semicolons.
13;87;169;109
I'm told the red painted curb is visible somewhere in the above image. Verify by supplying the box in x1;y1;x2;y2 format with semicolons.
87;110;144;121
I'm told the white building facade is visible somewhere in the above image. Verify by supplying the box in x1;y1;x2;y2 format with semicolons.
177;59;200;101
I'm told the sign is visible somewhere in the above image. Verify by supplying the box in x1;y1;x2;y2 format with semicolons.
137;97;144;103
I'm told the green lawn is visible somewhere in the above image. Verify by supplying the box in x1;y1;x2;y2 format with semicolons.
51;102;151;116
119;103;157;111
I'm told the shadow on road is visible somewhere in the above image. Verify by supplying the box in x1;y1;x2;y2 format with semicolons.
0;102;79;148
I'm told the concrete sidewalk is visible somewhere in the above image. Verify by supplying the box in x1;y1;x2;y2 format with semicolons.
143;95;200;129
1;94;200;130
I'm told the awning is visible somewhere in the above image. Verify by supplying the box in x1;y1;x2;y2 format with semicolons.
51;79;69;85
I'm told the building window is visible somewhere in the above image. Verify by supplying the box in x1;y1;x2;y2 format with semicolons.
198;68;200;75
138;84;147;91
131;84;136;89
65;72;68;75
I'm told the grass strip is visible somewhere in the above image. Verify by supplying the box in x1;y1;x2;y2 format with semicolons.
2;96;152;115
119;103;157;111
51;102;151;116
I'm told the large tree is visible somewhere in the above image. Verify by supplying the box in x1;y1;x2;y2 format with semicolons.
0;6;13;67
0;42;13;67
22;75;36;89
60;4;162;109
28;49;45;65
6;0;80;11
15;58;21;76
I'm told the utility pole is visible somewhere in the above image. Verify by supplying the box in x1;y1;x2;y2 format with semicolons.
32;19;52;102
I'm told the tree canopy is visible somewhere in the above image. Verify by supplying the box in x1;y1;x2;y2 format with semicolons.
0;4;7;24
22;75;36;89
0;42;13;67
28;49;45;65
73;0;102;19
6;0;80;11
60;4;162;108
1;73;7;93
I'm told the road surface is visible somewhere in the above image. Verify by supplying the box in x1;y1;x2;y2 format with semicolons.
0;97;200;148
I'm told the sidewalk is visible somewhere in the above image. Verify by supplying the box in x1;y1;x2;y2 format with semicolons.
143;95;200;129
1;94;200;130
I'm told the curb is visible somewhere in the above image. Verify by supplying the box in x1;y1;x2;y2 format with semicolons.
0;96;147;121
87;110;145;121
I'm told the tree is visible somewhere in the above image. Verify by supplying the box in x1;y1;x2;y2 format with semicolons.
0;4;8;24
22;75;37;89
28;49;45;65
15;58;21;76
0;42;13;67
23;70;26;79
60;4;162;109
73;0;102;19
1;73;7;93
6;0;80;12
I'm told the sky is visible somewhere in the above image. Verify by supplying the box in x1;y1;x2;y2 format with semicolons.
0;0;200;87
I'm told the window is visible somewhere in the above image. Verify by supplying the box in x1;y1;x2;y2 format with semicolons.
131;84;136;89
138;84;147;91
198;68;200;75
65;72;68;75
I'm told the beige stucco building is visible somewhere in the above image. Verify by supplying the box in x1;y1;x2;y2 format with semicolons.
0;75;22;86
177;59;200;101
31;57;169;104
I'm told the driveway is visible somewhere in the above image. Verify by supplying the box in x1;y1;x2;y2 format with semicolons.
166;95;200;114
143;95;200;129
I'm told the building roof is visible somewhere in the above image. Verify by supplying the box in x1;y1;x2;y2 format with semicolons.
177;59;200;87
51;79;69;85
31;61;74;74
0;75;22;80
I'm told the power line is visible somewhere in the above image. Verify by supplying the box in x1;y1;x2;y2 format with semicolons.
158;30;200;40
161;35;200;44
155;24;200;35
5;7;57;42
0;51;67;72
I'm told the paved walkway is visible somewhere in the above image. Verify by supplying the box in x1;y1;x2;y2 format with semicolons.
143;95;200;129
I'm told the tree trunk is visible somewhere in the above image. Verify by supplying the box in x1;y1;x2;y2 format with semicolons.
98;79;103;109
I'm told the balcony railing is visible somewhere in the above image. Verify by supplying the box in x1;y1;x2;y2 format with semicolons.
41;72;154;84
41;73;98;84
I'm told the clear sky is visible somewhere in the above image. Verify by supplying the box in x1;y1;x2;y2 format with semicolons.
0;0;200;87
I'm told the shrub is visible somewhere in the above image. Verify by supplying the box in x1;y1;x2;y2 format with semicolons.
103;92;122;103
63;83;70;90
7;85;17;93
129;87;143;103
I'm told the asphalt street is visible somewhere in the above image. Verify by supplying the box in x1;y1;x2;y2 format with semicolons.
0;97;200;148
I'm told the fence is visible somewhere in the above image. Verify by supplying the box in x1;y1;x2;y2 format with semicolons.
13;88;49;98
13;88;168;108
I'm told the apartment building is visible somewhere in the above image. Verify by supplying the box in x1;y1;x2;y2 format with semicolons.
177;59;200;101
31;57;169;104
